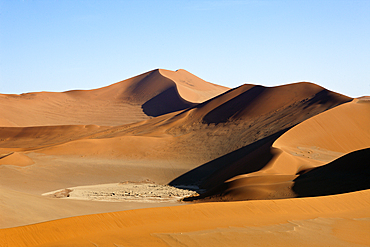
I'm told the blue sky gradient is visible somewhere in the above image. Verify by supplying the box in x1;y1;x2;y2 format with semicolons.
1;0;369;97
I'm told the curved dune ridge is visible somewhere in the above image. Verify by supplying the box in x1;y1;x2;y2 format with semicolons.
191;99;370;201
0;68;369;246
159;69;230;103
0;69;229;127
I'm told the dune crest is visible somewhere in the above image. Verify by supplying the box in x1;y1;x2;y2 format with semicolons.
0;69;228;127
158;69;230;103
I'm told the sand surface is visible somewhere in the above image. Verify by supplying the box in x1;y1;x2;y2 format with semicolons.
1;189;370;246
0;69;368;246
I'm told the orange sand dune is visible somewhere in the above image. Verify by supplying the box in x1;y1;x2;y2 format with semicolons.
187;81;349;124
0;152;34;166
1;189;370;246
0;81;350;191
0;69;228;127
273;98;370;157
196;99;370;201
38;82;350;160
3;80;348;198
159;69;229;103
1;68;367;247
0;69;231;229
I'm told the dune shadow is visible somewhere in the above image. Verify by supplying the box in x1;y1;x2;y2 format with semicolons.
202;86;265;124
0;152;14;159
293;148;370;197
169;129;288;192
303;90;352;110
142;87;196;117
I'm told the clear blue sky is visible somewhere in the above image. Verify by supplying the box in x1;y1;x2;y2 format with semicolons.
1;0;369;97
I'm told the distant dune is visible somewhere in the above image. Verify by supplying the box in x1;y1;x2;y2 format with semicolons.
0;69;228;127
1;69;369;247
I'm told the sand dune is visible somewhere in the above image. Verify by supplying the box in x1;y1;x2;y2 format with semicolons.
38;81;350;158
0;69;369;246
0;80;348;196
0;152;34;166
0;79;352;196
273;98;370;156
193;99;370;201
159;69;229;103
164;82;351;187
0;69;228;127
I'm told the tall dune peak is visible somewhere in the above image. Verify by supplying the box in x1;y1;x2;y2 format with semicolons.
0;69;229;127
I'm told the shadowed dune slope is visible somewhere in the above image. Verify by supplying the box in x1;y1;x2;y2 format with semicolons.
0;69;228;127
293;148;370;197
198;82;347;124
165;83;352;185
147;82;351;145
108;82;350;142
90;81;349;135
192;99;370;201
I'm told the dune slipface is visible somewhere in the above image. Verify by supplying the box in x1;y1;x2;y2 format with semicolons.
191;98;370;201
0;69;369;247
0;69;229;127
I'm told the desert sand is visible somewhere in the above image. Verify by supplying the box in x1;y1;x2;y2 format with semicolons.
1;190;370;246
0;69;369;246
